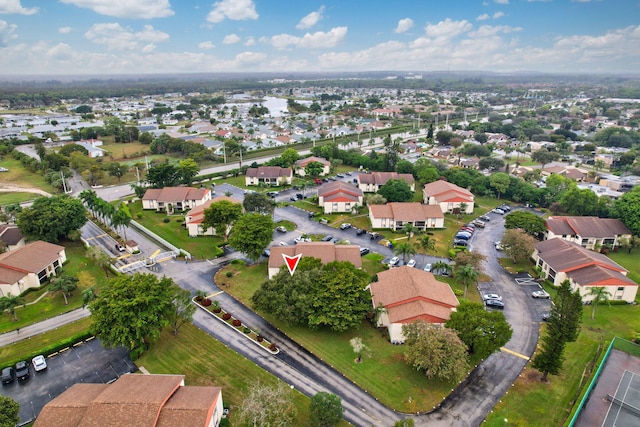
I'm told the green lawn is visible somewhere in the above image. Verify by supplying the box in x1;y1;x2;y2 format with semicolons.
216;261;467;412
137;323;350;426
608;250;640;286
0;317;92;367
485;302;640;426
0;191;40;206
128;200;224;259
0;157;57;193
0;241;110;334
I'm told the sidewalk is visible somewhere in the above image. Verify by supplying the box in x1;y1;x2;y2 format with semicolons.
0;307;91;347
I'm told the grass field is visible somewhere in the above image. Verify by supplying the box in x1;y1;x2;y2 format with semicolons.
216;261;474;413
127;200;224;259
485;302;640;426
0;191;40;206
0;241;109;334
136;323;350;426
0;157;57;193
608;250;640;284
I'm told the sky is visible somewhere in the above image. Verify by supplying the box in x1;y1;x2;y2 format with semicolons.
0;0;639;76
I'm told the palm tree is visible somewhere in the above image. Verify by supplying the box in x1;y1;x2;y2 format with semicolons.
393;242;417;264
82;286;97;309
455;264;479;298
431;261;450;276
587;287;612;320
49;275;79;305
87;246;112;277
0;293;25;321
418;234;436;253
402;223;419;239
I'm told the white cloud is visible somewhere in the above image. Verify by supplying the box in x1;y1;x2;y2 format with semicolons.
244;37;255;46
46;43;76;61
296;6;324;30
0;0;38;15
198;41;215;50
207;0;258;24
60;0;173;19
0;19;17;46
234;51;267;64
494;0;509;4
262;26;347;50
223;33;240;44
58;26;72;34
493;11;504;19
425;18;472;39
395;18;414;34
84;23;169;51
477;14;489;21
141;43;155;53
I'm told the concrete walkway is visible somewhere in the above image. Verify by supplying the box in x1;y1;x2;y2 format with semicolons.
0;307;91;347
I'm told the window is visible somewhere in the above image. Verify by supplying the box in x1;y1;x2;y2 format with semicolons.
618;287;624;291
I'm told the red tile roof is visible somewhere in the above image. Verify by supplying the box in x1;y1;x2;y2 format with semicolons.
318;181;363;198
185;196;241;225
535;238;628;276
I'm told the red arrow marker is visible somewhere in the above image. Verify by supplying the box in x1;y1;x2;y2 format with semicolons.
282;253;302;276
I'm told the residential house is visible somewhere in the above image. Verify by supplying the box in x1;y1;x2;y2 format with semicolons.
142;187;212;214
540;165;587;181
35;374;224;427
245;166;293;186
545;216;632;250
267;242;361;279
0;241;66;296
369;203;444;231
294;156;331;177
357;172;415;193
317;182;364;214
423;180;474;214
532;239;638;303
368;266;459;343
0;224;25;251
184;196;242;237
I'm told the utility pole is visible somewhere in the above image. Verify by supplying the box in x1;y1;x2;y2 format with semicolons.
60;170;69;194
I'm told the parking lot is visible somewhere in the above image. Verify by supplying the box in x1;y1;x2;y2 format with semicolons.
1;338;135;425
477;272;552;318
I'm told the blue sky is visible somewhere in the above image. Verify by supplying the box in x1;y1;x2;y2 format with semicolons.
0;0;639;75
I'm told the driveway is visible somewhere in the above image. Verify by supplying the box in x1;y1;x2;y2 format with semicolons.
1;338;135;425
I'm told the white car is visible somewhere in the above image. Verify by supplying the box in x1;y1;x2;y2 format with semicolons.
406;259;416;268
483;293;503;301
423;263;432;272
532;290;551;299
278;242;288;246
492;208;505;215
32;355;47;372
388;256;400;266
294;236;312;243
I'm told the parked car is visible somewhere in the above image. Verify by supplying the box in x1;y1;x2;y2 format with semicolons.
495;242;504;251
532;290;551;299
388;256;400;266
276;226;287;233
262;249;271;257
491;208;505;215
479;215;491;222
406;259;416;268
336;173;344;178
278;242;288;246
289;196;297;201
267;191;279;198
473;220;486;228
455;233;472;240
499;205;511;212
15;361;29;381
32;355;47;372
542;313;550;321
359;247;370;256
294;236;312;243
483;293;503;301
423;263;432;272
485;299;505;309
339;223;352;230
308;212;316;218
115;243;125;252
454;239;469;247
321;235;334;242
1;366;15;385
369;232;380;240
296;193;304;199
355;228;367;236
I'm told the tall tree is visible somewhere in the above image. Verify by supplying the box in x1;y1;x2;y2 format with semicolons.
177;158;199;185
146;162;180;188
454;264;479;298
613;187;640;236
202;200;243;241
89;273;176;350
228;213;274;261
489;172;510;199
304;161;325;177
504;211;546;236
402;321;470;383
0;395;20;427
531;149;560;171
17;195;86;243
393;242;417;263
501;228;537;264
236;381;296;427
168;287;196;335
532;323;567;381
242;192;275;216
587;287;612;320
0;293;25;321
445;301;513;359
49;275;78;305
280;148;300;168
378;179;413;202
310;392;344;427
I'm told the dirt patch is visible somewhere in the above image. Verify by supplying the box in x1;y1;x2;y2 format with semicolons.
0;184;52;197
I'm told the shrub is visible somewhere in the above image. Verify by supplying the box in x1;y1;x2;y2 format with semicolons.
222;313;232;321
194;290;206;301
129;346;145;361
256;335;264;342
137;213;143;219
269;343;277;352
232;319;242;327
226;271;233;278
243;327;251;334
201;298;212;307
230;259;246;265
163;218;170;223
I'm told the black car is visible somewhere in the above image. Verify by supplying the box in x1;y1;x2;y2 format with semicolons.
15;360;29;381
485;299;505;309
296;193;304;199
321;235;333;242
356;228;367;236
308;212;316;218
479;215;491;222
1;366;15;385
359;247;370;256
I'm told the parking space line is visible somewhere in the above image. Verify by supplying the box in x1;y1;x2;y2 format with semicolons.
500;347;530;360
207;290;224;298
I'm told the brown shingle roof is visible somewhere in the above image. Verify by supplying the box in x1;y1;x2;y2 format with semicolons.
295;156;330;167
0;224;23;245
369;203;443;221
34;384;110;427
318;181;363;198
546;216;631;239
357;172;414;186
268;242;361;270
567;264;636;288
156;386;222;427
370;267;459;324
535;239;626;274
185;196;241;225
246;166;292;178
142;187;210;203
423;180;473;202
0;240;64;276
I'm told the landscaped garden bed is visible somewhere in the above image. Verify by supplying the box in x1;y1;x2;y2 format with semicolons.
193;295;278;354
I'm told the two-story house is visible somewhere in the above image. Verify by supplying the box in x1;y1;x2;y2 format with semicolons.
545;216;632;250
245;166;293;186
357;172;415;193
423;180;474;214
